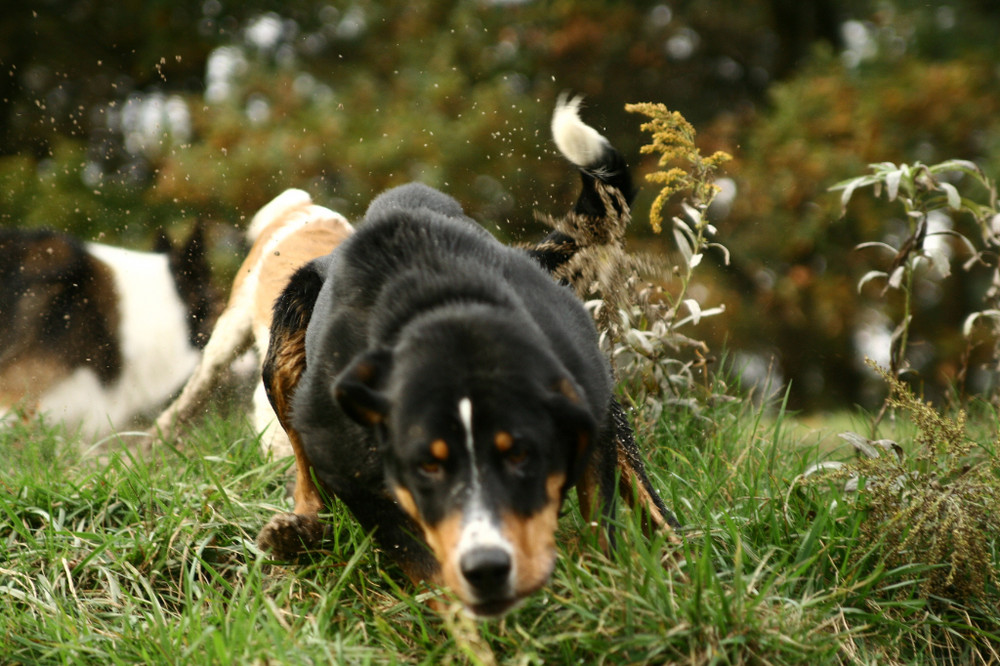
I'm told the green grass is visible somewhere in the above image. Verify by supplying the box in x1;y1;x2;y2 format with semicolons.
2;396;998;665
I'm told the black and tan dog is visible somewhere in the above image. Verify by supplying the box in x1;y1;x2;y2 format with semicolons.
257;96;680;617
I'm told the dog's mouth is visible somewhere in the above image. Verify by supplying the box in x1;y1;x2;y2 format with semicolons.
457;564;550;619
464;595;522;618
448;531;557;619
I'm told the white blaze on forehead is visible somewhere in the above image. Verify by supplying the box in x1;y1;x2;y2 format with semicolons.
454;397;515;596
459;397;474;454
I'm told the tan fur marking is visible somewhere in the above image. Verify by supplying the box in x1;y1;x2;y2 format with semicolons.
290;429;323;517
555;377;580;403
253;219;353;330
228;198;317;302
494;430;513;453
392;486;420;522
418;511;466;596
343;403;384;425
575;461;609;552
389;486;448;591
267;326;325;516
229;202;353;332
430;438;449;461
352;361;375;383
575;461;600;522
0;356;68;408
616;446;682;547
501;472;565;597
228;214;291;303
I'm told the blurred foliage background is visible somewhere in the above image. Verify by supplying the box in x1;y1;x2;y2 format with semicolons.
2;0;999;412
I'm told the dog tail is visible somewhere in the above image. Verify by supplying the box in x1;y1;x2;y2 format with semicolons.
551;93;635;218
526;95;635;274
247;189;314;243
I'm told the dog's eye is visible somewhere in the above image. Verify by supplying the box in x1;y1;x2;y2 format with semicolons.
418;461;444;479
505;448;529;472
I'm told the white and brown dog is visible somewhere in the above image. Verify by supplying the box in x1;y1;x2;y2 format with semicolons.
149;189;353;457
0;225;214;438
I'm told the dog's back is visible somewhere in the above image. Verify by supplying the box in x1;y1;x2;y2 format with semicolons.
303;185;609;413
239;190;353;343
0;227;210;436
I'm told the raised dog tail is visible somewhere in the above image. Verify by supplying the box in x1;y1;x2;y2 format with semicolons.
526;95;635;274
551;93;635;218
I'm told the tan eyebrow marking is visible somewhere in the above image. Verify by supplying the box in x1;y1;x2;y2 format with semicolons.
494;430;513;453
430;438;449;461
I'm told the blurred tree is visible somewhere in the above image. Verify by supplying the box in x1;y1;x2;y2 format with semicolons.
699;54;1000;410
2;0;998;410
0;0;850;235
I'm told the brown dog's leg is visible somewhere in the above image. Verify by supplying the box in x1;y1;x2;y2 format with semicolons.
575;435;615;553
256;426;326;559
608;399;684;565
578;398;682;562
255;265;327;559
256;407;325;559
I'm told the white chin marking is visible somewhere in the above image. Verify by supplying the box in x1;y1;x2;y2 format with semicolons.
551;92;608;167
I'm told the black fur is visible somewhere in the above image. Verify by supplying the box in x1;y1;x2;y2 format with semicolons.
572;137;635;219
260;101;680;615
265;263;326;363
157;222;216;349
292;181;608;525
0;228;122;384
526;124;635;276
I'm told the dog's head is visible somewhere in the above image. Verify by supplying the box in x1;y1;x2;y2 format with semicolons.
332;310;596;616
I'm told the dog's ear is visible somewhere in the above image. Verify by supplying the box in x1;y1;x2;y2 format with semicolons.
548;376;597;488
333;348;393;426
153;228;173;254
178;220;207;270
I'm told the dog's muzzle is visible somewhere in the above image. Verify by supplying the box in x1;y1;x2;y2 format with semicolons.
460;546;512;600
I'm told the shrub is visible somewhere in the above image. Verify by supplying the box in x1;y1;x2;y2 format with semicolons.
832;363;1000;601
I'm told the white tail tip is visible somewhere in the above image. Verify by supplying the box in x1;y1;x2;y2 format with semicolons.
551;93;609;168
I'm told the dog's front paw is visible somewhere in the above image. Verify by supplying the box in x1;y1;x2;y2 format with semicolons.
256;513;324;560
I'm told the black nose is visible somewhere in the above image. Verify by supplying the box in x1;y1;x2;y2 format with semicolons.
460;547;512;596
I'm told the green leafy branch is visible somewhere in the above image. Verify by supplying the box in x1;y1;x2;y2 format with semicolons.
832;159;1000;404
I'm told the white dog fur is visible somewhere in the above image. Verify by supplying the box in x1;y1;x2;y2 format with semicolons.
150;189;353;456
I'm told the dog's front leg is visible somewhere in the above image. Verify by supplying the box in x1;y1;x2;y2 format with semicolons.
256;425;326;559
148;305;253;441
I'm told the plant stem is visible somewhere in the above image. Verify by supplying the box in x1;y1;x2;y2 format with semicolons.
669;207;708;333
